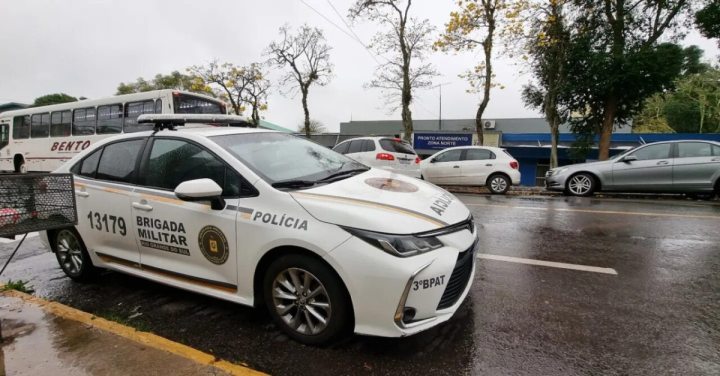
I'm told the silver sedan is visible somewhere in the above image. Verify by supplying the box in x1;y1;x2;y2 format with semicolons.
545;140;720;197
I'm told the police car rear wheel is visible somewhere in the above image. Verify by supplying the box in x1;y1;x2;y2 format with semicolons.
264;255;349;345
54;228;97;282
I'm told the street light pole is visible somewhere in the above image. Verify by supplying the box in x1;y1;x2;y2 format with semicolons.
430;81;451;132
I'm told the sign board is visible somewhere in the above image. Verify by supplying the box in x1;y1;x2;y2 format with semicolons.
413;133;473;150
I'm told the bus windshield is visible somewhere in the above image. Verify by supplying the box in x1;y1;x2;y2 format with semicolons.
174;94;225;114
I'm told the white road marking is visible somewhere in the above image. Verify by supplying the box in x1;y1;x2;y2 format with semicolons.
476;253;618;275
0;232;39;244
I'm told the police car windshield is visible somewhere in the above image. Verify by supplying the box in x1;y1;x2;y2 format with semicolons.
211;133;367;185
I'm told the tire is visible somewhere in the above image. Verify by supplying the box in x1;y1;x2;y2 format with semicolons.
566;173;596;197
53;228;97;282
263;254;350;345
487;174;510;195
14;156;26;174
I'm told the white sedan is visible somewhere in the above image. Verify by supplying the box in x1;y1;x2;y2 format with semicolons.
420;146;521;194
40;115;478;345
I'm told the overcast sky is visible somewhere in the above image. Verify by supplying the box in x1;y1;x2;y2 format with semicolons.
1;0;717;132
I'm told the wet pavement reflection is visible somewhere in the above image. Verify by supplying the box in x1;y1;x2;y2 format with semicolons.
1;195;719;375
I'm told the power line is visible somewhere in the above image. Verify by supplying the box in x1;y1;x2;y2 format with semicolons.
299;0;383;65
325;0;383;65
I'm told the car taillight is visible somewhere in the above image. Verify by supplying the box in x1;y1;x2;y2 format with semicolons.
415;156;421;164
376;153;395;161
510;161;519;169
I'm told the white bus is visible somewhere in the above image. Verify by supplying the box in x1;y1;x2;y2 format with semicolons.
0;90;226;173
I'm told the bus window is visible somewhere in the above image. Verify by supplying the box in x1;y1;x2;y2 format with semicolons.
97;104;123;134
31;113;51;138
73;107;96;135
124;100;156;133
155;99;163;113
13;116;30;139
174;93;224;114
0;124;9;149
50;110;72;137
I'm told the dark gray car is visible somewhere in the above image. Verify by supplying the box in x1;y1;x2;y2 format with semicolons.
545;140;720;197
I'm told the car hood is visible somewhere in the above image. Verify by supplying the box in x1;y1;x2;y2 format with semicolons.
290;168;469;234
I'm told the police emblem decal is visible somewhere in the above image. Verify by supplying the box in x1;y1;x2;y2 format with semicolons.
198;226;229;265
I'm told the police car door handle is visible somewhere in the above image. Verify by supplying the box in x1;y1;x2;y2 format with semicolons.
453;165;460;168
132;202;153;212
485;163;493;166
656;160;669;165
75;191;89;198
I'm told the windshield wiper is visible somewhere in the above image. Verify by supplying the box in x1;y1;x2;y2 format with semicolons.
319;168;370;182
271;180;317;189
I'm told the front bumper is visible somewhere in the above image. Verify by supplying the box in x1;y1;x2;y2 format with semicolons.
325;226;477;337
544;172;568;191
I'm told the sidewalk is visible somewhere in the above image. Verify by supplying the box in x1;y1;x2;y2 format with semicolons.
0;291;263;376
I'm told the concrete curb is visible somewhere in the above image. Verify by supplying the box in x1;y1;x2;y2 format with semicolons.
0;288;266;376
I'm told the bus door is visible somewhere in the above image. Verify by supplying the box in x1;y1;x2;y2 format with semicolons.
0;122;9;151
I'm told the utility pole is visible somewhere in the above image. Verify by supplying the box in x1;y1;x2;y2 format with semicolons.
430;82;451;131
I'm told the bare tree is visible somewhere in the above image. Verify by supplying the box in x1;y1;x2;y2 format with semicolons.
235;63;271;126
266;25;333;137
296;119;327;134
350;0;437;142
188;61;244;115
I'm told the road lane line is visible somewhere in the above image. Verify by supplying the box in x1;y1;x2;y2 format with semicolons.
477;253;618;275
465;203;720;220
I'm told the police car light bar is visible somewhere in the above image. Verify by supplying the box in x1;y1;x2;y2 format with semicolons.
137;114;252;131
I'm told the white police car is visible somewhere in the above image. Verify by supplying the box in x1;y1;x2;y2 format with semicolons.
41;114;478;344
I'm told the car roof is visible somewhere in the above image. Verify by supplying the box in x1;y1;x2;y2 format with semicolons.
338;136;403;143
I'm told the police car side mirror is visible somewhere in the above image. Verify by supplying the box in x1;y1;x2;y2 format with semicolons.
174;179;226;210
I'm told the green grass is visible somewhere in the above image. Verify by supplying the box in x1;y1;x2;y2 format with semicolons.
96;311;151;332
1;279;35;294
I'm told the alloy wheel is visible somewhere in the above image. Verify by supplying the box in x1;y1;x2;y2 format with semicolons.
568;175;592;196
272;267;332;336
490;176;508;193
56;229;83;276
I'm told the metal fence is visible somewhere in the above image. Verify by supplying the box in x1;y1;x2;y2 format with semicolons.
0;173;77;237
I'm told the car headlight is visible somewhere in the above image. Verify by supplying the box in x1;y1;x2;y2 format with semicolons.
342;227;443;257
552;167;569;176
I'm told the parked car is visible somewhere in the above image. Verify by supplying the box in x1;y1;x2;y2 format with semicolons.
332;137;421;178
419;146;521;194
545;140;720;197
41;115;478;345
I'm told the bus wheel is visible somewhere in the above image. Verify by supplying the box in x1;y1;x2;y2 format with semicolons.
14;155;26;173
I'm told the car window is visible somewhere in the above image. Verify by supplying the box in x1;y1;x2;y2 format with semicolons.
363;140;376;152
347;140;364;154
143;139;245;197
714;144;720;156
75;148;102;178
95;140;144;183
434;149;463;163
630;143;671;161
677;142;713;158
333;141;349;154
464;148;495;161
380;138;415;154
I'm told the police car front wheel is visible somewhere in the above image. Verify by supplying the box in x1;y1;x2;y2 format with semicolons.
263;254;351;345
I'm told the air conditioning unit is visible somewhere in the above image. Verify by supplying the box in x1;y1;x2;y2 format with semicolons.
483;120;496;129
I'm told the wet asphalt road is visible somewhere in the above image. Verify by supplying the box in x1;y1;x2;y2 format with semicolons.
2;195;719;375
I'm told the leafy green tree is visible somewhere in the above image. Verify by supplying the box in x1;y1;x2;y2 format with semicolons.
116;71;198;95
673;69;720;133
562;0;691;160
681;46;711;76
522;0;571;168
632;94;675;133
32;93;78;107
696;1;720;44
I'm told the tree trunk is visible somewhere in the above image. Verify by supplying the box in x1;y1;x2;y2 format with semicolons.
251;103;259;128
550;119;559;169
400;21;413;142
699;102;705;133
475;9;494;146
301;87;311;138
599;97;618;160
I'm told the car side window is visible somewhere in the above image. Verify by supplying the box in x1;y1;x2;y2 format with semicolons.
95;140;144;183
630;143;671;161
464;149;494;161
143;139;249;197
434;149;463;163
714;145;720;156
333;142;349;154
363;140;376;152
347;140;364;154
72;148;103;178
677;142;713;158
